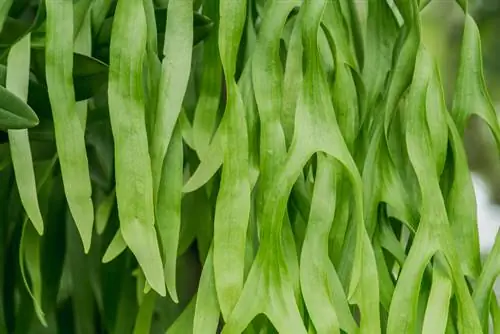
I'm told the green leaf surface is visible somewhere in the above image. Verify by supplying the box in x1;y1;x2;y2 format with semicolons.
6;34;44;235
0;85;39;130
107;0;165;297
45;0;94;252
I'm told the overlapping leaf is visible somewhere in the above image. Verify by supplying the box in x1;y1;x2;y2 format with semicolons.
0;0;499;333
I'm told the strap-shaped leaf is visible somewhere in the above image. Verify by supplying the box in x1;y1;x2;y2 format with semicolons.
17;158;56;329
20;221;46;327
193;245;221;334
6;34;44;236
102;229;127;264
156;124;183;302
45;0;94;252
362;0;399;117
421;256;453;334
212;0;251;319
473;231;500;332
443;111;481;278
239;56;260;188
95;187;115;235
132;292;156;334
107;0;165;297
300;154;357;334
150;0;193;201
223;1;379;332
282;9;303;147
452;14;500;151
192;0;221;157
388;46;482;334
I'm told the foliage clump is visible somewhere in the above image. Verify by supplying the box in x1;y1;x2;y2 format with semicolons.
0;0;500;333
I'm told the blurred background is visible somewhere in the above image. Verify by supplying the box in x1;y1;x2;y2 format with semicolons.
417;0;500;258
415;1;500;305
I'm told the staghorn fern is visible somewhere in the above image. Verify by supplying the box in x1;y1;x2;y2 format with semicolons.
0;0;499;333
